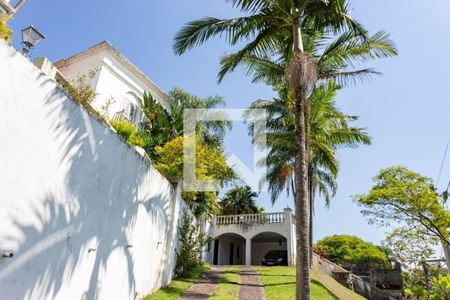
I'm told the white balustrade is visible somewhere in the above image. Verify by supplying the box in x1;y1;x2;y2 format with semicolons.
214;212;286;225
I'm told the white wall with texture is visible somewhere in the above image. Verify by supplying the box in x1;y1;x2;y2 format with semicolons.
0;41;187;300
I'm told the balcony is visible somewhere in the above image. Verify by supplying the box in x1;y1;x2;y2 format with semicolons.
213;212;286;226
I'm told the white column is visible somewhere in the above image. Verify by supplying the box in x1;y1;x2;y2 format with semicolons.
284;207;294;266
245;238;252;265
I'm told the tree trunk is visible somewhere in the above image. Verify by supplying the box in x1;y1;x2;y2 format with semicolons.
421;261;432;294
308;177;315;268
292;20;311;300
441;240;450;274
294;97;310;300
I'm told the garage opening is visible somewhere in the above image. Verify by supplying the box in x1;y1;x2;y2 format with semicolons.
212;233;245;265
251;232;287;265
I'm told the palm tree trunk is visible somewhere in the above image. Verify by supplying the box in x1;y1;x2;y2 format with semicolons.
309;179;315;268
292;20;311;300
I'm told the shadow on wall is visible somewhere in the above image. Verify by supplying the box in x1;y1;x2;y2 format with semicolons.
0;44;182;299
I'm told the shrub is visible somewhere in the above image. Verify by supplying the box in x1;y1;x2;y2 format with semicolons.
175;211;210;278
110;119;136;140
128;131;146;148
0;15;12;41
431;275;450;300
314;235;391;271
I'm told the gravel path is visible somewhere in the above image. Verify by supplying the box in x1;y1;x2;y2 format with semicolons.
238;266;266;300
178;265;224;300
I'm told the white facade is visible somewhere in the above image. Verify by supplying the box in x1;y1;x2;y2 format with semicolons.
0;40;186;300
206;209;297;266
0;0;14;16
54;41;171;126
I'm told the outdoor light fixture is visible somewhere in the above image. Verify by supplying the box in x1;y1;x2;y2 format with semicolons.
1;251;13;258
21;25;45;55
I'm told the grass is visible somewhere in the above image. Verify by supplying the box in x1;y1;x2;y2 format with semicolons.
210;266;240;300
256;266;366;300
143;264;210;300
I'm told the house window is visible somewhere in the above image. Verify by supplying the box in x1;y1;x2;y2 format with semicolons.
119;92;143;125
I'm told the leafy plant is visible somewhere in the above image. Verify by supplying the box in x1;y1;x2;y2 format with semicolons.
354;166;450;272
138;89;231;159
0;15;12;41
220;185;264;215
175;211;210;278
431;275;450;300
314;235;391;271
109;119;146;148
154;135;235;216
57;70;102;120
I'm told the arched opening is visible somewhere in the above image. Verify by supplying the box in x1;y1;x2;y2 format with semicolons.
212;233;245;265
251;232;287;265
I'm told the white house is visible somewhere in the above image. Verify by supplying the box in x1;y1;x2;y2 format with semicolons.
48;41;298;267
0;0;26;16
203;209;297;266
53;41;171;127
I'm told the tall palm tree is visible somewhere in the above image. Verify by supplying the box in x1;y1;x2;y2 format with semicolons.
248;82;371;265
173;2;396;297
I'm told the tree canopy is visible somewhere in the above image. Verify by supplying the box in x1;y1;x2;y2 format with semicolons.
353;166;450;246
220;185;264;215
314;235;391;270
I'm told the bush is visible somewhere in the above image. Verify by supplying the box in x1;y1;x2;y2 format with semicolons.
431;275;450;300
175;211;210;278
314;235;391;271
0;15;12;41
110;119;135;140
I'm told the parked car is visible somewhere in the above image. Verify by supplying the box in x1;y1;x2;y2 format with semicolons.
261;250;288;266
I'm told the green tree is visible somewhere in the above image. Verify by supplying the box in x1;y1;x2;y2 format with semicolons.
354;166;450;274
174;2;396;298
314;235;391;271
139;88;231;158
247;82;371;263
155;136;235;216
384;227;438;294
220;185;264;215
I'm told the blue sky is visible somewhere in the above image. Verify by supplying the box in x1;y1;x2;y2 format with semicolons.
8;0;450;247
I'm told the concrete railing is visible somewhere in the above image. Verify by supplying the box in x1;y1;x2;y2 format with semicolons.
214;212;285;225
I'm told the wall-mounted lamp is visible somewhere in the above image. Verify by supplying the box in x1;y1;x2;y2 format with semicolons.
126;244;133;250
21;25;45;55
1;251;14;258
88;248;96;253
278;238;283;247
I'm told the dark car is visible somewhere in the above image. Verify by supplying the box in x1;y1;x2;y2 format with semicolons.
261;250;288;266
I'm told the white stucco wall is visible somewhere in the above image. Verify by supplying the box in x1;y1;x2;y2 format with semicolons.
215;236;245;265
0;41;187;300
209;209;296;266
55;42;171;121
